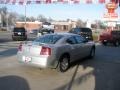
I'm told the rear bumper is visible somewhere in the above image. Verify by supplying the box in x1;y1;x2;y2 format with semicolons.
17;52;58;69
12;36;27;40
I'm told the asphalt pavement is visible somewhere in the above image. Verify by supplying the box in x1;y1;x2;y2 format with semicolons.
0;31;120;90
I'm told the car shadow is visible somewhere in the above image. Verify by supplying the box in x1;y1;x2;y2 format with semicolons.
0;75;30;90
54;45;120;90
0;39;11;43
0;48;17;58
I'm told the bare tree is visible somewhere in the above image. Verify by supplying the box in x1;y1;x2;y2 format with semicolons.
8;12;18;25
0;7;8;27
37;15;47;22
76;19;86;27
29;16;36;22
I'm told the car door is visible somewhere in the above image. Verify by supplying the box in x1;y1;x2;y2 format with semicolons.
74;36;90;59
66;36;80;62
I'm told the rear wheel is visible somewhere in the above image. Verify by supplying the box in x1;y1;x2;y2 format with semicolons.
57;55;70;72
114;41;119;47
12;38;16;41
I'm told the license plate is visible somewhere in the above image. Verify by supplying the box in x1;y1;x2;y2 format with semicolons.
104;40;107;42
18;32;21;35
23;56;31;62
43;32;47;34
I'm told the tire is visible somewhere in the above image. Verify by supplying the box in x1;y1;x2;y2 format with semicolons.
102;42;107;46
114;41;119;47
89;47;95;59
57;55;70;72
12;38;16;41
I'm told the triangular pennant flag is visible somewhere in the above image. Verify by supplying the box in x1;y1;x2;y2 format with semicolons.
19;0;24;5
36;0;41;4
86;0;92;4
0;0;5;4
5;0;11;4
27;0;32;4
99;0;105;3
12;0;16;4
46;0;51;3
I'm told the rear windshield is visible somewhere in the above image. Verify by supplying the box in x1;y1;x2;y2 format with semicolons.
39;29;53;33
81;28;92;32
69;28;80;33
33;35;63;44
69;28;91;33
112;31;120;35
13;28;25;32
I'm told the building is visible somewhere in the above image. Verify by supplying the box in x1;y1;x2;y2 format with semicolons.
51;21;76;32
15;21;77;32
16;21;42;31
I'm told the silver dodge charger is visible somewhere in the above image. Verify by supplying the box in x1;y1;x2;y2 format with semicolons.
17;33;95;72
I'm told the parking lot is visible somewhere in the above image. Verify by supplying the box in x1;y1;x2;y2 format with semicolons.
0;31;120;90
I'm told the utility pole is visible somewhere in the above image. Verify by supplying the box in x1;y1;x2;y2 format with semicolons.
6;14;9;31
24;4;27;29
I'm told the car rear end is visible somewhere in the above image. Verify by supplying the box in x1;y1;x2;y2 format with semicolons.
69;27;93;41
37;28;54;37
17;34;63;68
17;43;55;68
12;27;27;40
99;31;119;45
80;28;93;41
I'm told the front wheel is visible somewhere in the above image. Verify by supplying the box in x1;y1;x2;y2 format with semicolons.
57;55;70;72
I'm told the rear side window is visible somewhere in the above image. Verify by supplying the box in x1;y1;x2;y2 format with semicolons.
81;28;92;32
66;36;77;44
74;36;85;44
13;28;25;32
34;35;63;44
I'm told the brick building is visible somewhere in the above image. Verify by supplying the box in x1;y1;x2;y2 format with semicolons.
15;21;77;32
16;21;42;31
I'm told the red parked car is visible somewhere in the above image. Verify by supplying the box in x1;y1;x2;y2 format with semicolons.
99;30;120;46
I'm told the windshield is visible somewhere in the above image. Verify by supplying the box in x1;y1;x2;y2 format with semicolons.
33;35;63;44
13;28;26;32
69;28;81;33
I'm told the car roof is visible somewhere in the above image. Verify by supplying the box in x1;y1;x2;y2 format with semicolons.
41;28;54;30
46;32;80;37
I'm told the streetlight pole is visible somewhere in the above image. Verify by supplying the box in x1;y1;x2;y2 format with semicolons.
25;3;26;29
6;14;9;31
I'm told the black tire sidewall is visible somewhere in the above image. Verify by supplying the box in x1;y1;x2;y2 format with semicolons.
58;56;69;72
89;48;95;59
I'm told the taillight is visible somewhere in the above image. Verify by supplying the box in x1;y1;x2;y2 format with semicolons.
40;47;51;56
18;42;23;51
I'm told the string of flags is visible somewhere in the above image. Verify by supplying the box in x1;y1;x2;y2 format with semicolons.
0;0;119;5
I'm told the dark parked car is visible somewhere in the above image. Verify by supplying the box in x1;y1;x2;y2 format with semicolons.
12;27;27;41
37;28;54;37
69;27;93;41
